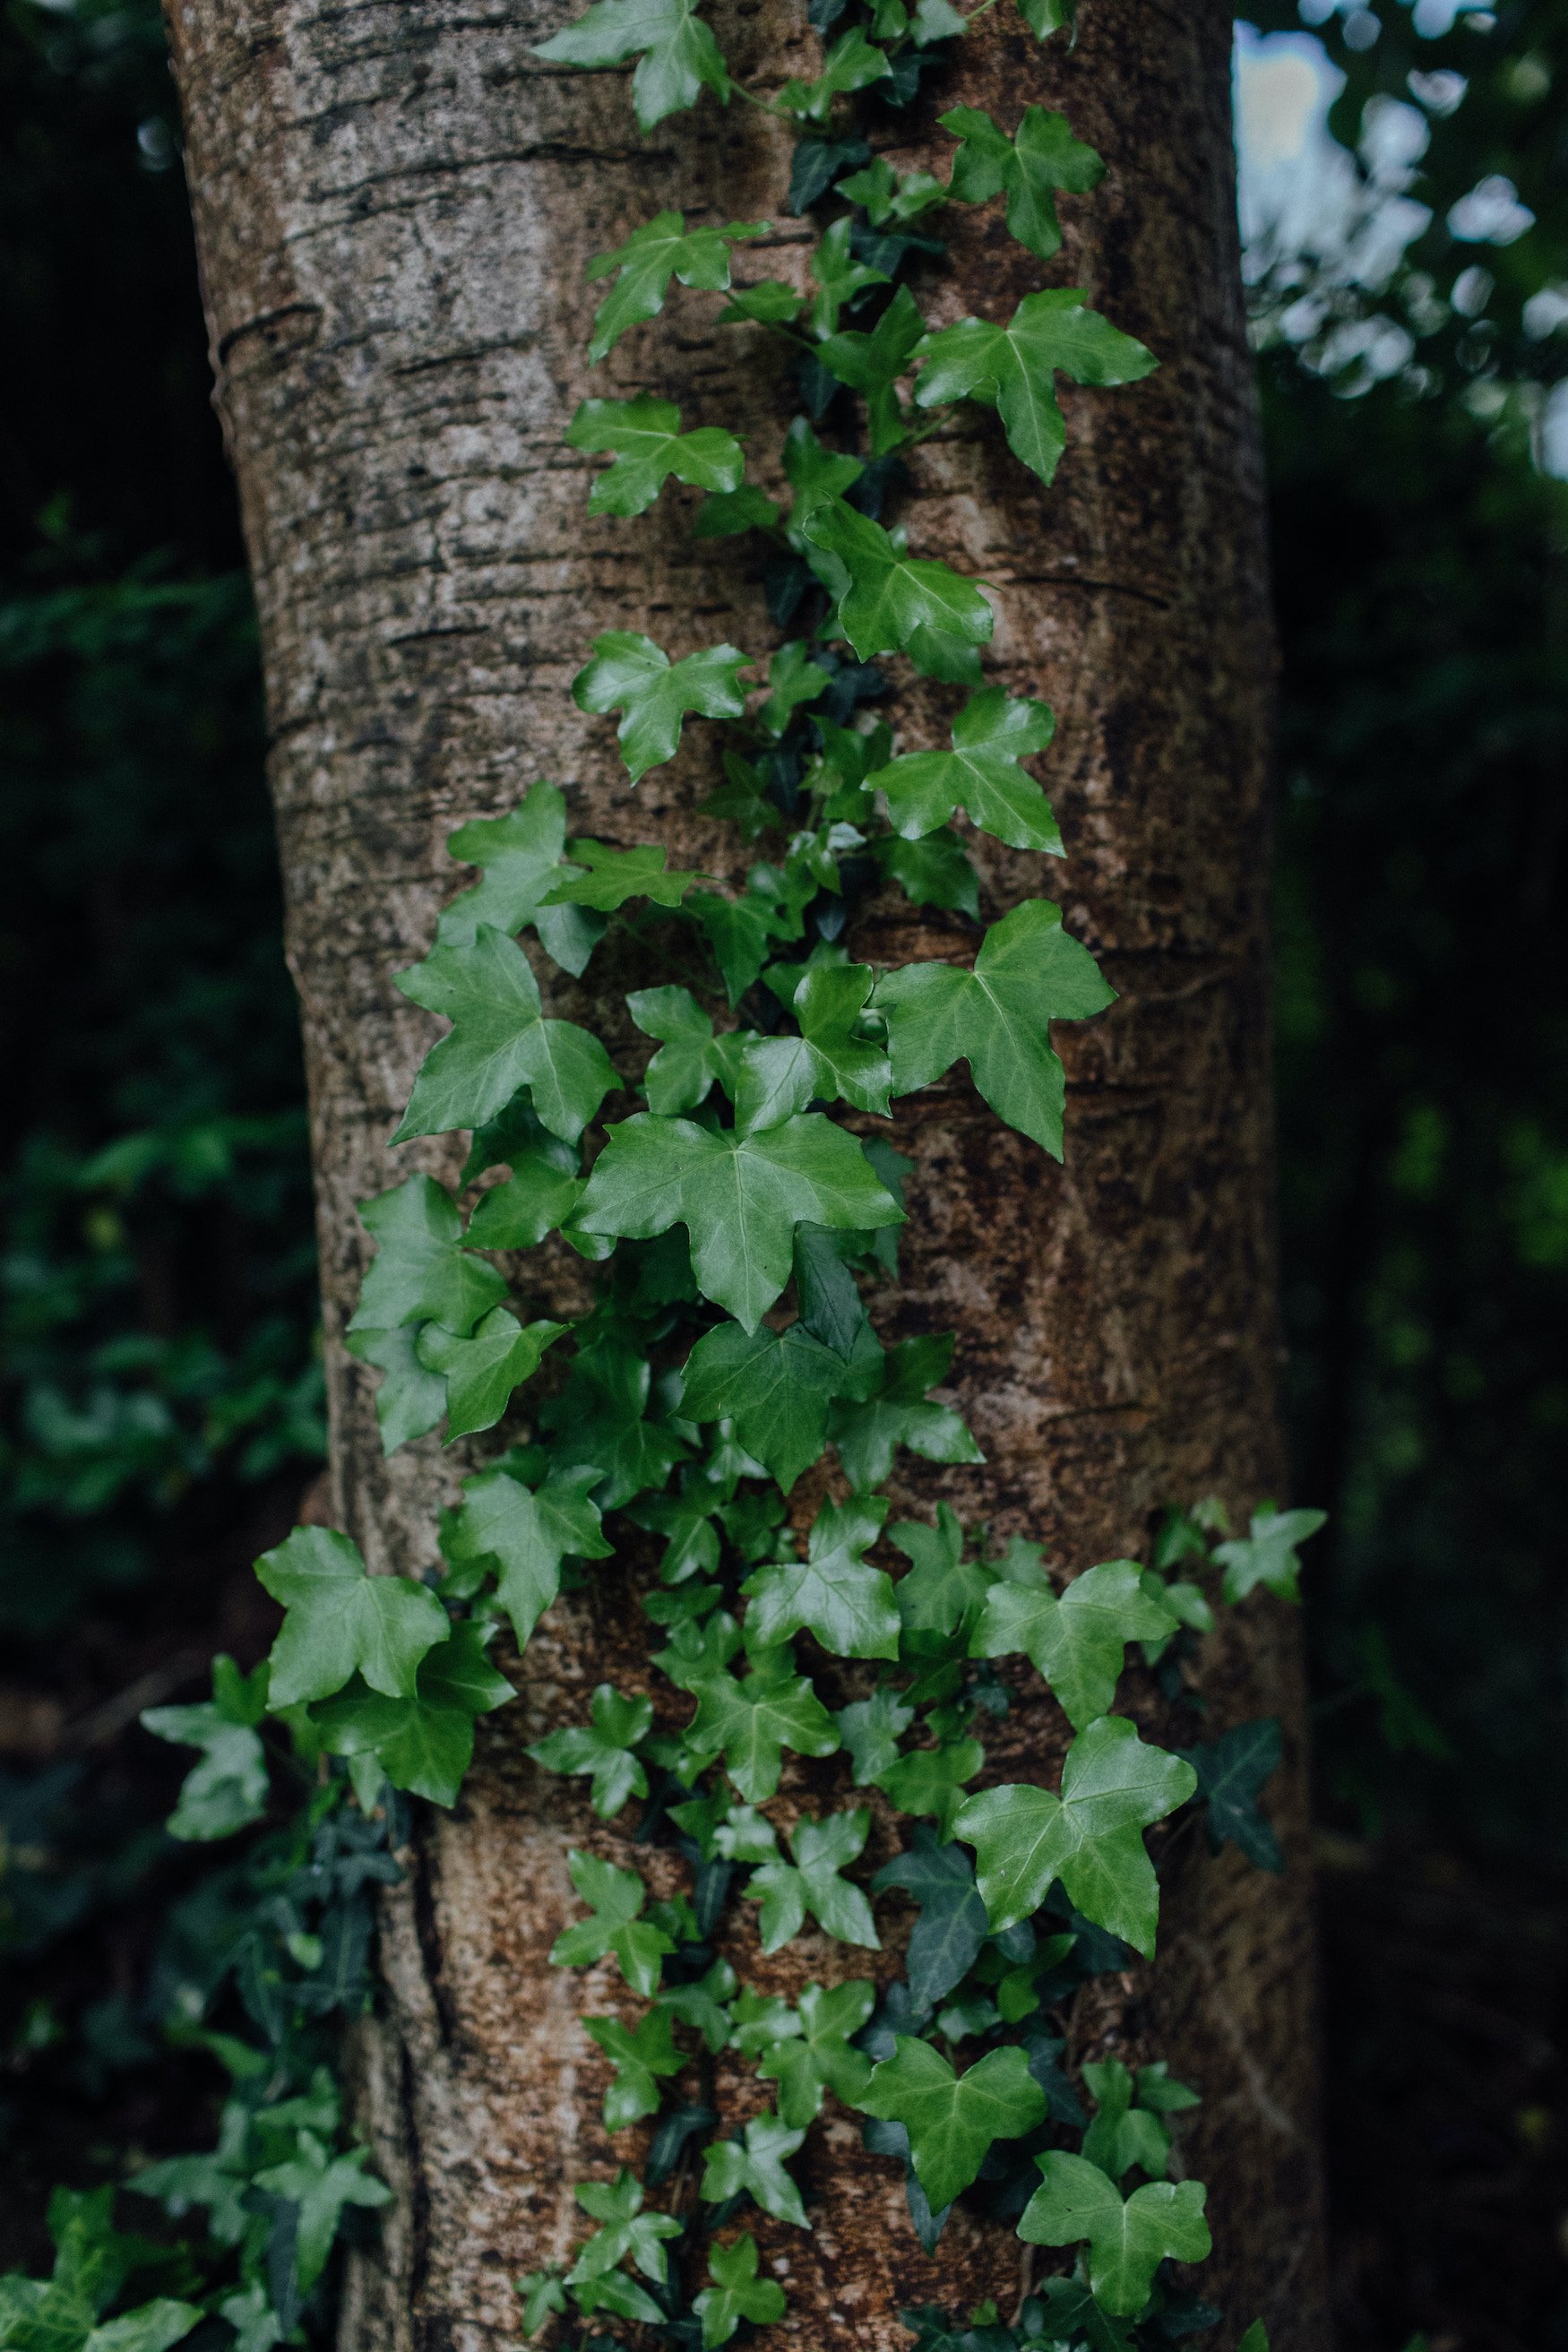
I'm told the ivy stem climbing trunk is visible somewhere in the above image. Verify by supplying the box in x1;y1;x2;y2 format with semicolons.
164;0;1329;2345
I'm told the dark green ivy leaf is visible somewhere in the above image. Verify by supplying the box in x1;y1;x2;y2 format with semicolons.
859;2038;1046;2212
351;1175;507;1339
802;497;992;681
1173;1719;1284;1873
743;1494;899;1658
681;1321;851;1492
873;1826;990;2007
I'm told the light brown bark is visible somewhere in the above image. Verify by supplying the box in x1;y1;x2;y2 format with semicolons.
163;0;1328;2345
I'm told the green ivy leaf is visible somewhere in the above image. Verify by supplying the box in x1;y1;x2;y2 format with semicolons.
1080;2057;1185;2184
914;289;1157;486
802;498;993;681
837;1684;914;1786
584;213;767;363
838;158;946;225
780;26;891;123
736;963;892;1127
873;1828;990;2006
757;640;831;736
743;1495;900;1658
310;1621;515;1807
804;214;891;341
754;1979;876;2126
253;2136;392;2295
462;1149;584;1253
1212;1506;1326;1605
569;2167;684;2287
875;1736;985;1839
744;1806;879;1951
573;632;751;782
544;838;707;914
816;283;926;452
859;2038;1046;2211
627;986;740;1116
699;2113;808;2228
1174;1720;1284;1872
517;2273;569;2339
873;829;981;918
693;2234;786;2349
142;1657;270;1841
1018;2154;1210;2317
551;1852;676;1995
393;926;616;1145
536;0;730;134
971;1557;1181;1729
1017;0;1075;32
350;1175;507;1339
942;105;1102;262
583;2005;683;2131
443;1461;611;1647
681;1322;851;1492
880;688;1063;854
437;783;603;975
952;1716;1198;1951
530;1684;655;1818
687;865;814;1006
685;1652;840;1803
346;1322;449;1455
573;1111;901;1331
254;1526;450;1708
783;417;865;538
875;897;1116;1158
892;1503;994;1637
566;397;744;517
830;1331;984;1491
416;1311;566;1441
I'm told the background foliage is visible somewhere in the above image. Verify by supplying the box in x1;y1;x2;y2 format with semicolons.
0;0;1563;2345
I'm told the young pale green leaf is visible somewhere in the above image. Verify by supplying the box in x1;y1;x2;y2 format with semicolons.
310;1622;515;1807
416;1311;566;1441
802;498;993;681
892;1502;993;1636
536;0;730;134
942;104;1103;262
393;926;616;1145
735;963;892;1127
566;397;744;517
1174;1719;1284;1872
443;1461;611;1648
1018;2154;1210;2317
437;782;602;975
530;1684;655;1818
859;2038;1046;2211
685;1653;840;1803
693;2234;786;2349
779;26;891;123
873;1828;990;2006
743;1495;899;1658
817;284;926;453
573;1110;901;1331
830;1331;984;1491
880;688;1063;854
254;1526;450;1708
573;633;751;782
754;1979;875;2126
350;1175;507;1339
914;289;1157;485
971;1557;1181;1728
680;1321;851;1492
584;212;767;363
1212;1506;1326;1605
953;1716;1199;1951
875;897;1116;1158
551;1851;676;1996
744;1807;879;1951
699;2113;808;2228
543;838;706;911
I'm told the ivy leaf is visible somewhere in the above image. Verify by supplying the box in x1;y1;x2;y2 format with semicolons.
658;1957;739;2053
573;633;751;783
743;1495;900;1658
942;105;1102;262
819;295;924;455
437;783;603;976
530;1684;655;1818
1174;1719;1284;1873
347;1322;449;1455
584;212;767;362
536;0;730;134
566;397;744;518
1017;0;1075;32
416;1311;566;1441
582;2006;683;2131
626;986;737;1116
693;2234;786;2349
570;2168;684;2287
1212;1506;1326;1605
685;1653;840;1803
892;1503;993;1637
1080;2058;1177;2184
756;1980;876;2126
253;2135;392;2295
463;1150;584;1253
759;641;831;737
830;1331;984;1491
393;926;616;1145
688;865;814;1006
874;829;981;918
804;214;891;342
971;1558;1180;1729
142;1657;270;1841
694;483;783;538
254;1527;449;1708
517;2273;569;2339
913;289;1158;486
802;498;993;681
745;1807;878;1951
737;963;893;1129
873;1827;989;2005
875;898;1116;1158
573;1110;901;1331
859;2038;1046;2211
783;416;865;537
310;1622;515;1807
838;158;946;225
443;1461;611;1647
837;1685;915;1786
350;1176;506;1339
551;1851;676;1996
952;1716;1198;1951
681;1322;851;1492
1018;2155;1210;2318
700;2114;808;2228
542;839;706;913
875;1736;985;1839
780;27;891;123
880;689;1063;854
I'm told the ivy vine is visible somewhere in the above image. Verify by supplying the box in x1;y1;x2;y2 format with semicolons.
8;5;1329;2352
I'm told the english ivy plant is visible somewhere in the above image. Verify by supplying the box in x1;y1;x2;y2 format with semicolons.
98;8;1331;2352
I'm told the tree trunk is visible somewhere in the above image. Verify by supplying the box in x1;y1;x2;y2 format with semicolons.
163;0;1328;2345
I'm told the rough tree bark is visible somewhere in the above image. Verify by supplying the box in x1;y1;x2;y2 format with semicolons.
164;0;1328;2346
